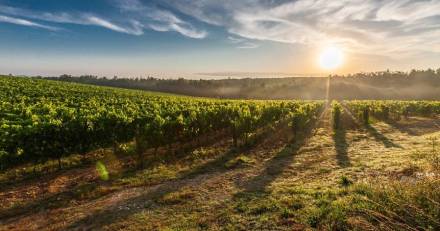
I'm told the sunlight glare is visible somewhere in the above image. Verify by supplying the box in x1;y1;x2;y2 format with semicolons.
319;46;344;70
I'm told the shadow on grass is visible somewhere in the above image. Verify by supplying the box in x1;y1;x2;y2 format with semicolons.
0;147;241;225
0;128;231;195
333;126;351;168
339;103;401;149
239;140;300;193
384;119;418;136
0;129;238;221
239;109;324;193
0;155;100;190
0;180;105;220
365;124;402;149
384;117;440;136
63;123;288;230
0;137;230;221
223;109;325;229
0;147;235;222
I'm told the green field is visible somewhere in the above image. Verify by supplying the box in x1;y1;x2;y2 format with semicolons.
0;76;439;230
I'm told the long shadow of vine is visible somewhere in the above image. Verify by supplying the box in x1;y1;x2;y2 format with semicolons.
366;124;402;149
333;126;351;168
63;122;289;230
237;109;324;194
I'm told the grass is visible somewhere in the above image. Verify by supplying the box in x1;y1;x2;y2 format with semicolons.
157;188;196;205
339;175;353;187
224;155;255;169
217;179;440;230
0;151;102;185
1;113;440;230
114;164;179;187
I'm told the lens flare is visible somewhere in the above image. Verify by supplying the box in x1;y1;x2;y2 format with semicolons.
96;161;109;181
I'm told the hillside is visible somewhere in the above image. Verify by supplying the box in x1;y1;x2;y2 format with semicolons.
0;76;439;230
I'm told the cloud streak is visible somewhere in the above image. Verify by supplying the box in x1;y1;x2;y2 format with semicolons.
86;16;143;35
114;0;207;39
0;2;206;38
0;14;59;31
228;36;259;49
0;5;143;35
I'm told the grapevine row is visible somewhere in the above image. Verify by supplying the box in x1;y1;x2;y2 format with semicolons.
344;100;440;124
0;76;323;169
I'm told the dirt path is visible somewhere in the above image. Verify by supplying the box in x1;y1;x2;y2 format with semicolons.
1;108;439;230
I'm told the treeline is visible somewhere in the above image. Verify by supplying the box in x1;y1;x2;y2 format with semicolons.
40;69;440;100
329;69;440;100
45;75;328;99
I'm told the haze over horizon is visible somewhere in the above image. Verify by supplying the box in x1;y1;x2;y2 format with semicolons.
1;0;440;78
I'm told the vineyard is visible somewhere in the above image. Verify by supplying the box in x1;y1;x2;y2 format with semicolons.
0;76;322;169
1;75;440;230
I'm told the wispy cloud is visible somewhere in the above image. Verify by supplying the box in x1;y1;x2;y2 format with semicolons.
86;16;143;35
0;2;205;38
114;0;207;39
146;9;206;39
0;14;59;31
1;0;439;56
228;36;259;49
162;0;440;56
0;5;143;35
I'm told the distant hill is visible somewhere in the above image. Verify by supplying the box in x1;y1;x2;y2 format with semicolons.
41;69;440;100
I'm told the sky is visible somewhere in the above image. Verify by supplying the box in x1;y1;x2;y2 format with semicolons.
0;0;440;78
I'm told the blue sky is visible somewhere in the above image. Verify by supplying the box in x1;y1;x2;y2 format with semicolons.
1;0;440;78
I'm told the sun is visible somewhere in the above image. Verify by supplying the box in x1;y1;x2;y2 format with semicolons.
319;46;344;70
